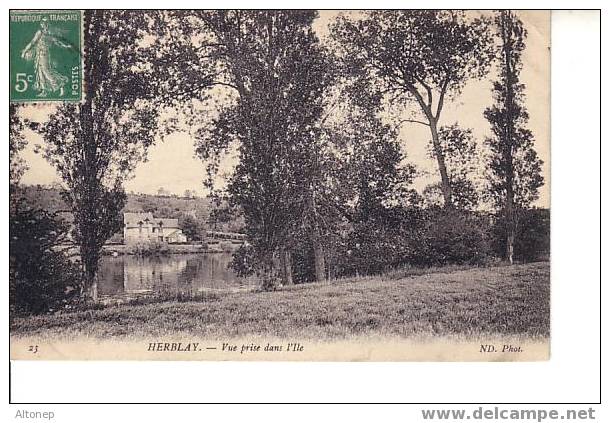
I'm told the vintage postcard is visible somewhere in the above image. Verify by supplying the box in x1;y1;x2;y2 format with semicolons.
9;10;550;361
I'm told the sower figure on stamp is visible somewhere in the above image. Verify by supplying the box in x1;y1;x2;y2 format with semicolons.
21;17;72;98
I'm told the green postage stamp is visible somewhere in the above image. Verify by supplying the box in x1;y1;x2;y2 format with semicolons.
9;10;82;102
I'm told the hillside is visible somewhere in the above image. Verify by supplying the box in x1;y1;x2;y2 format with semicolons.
16;185;244;233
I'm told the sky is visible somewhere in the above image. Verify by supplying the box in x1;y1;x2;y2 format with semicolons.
17;10;550;207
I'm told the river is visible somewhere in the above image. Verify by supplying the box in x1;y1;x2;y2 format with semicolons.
97;253;254;297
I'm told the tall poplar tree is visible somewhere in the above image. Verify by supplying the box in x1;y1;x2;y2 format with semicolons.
37;11;170;299
484;10;544;264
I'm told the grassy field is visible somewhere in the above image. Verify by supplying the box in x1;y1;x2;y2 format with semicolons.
10;262;549;341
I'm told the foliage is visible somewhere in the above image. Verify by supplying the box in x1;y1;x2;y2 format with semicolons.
334;207;490;276
330;10;494;206
484;11;544;210
145;11;223;108
17;185;67;211
9;104;27;188
179;215;205;241
229;243;257;278
484;11;544;262
10;201;81;315
34;11;172;297
491;208;550;262
12;11;550;298
193;11;333;286
513;208;550;262
290;243;317;283
206;200;244;233
423;124;482;210
415;208;491;266
126;241;170;256
340;213;415;277
314;73;422;280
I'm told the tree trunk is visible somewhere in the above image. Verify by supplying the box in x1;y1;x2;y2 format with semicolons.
260;250;277;290
281;249;293;286
313;237;326;283
506;227;515;265
502;11;517;266
309;186;326;283
505;184;516;265
83;262;98;302
90;275;99;302
429;120;453;207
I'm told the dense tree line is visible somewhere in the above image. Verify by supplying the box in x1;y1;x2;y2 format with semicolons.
223;10;545;285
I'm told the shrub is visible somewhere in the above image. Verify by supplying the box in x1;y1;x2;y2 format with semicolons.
341;220;413;276
334;208;490;275
10;202;81;315
491;208;550;262
179;214;204;241
291;242;317;283
230;243;256;277
414;208;491;266
516;208;550;261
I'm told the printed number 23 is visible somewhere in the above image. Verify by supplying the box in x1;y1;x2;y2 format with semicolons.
28;345;38;354
15;73;32;92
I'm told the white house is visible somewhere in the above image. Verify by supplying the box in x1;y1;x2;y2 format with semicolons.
123;212;187;245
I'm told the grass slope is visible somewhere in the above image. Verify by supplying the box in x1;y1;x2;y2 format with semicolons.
10;262;549;340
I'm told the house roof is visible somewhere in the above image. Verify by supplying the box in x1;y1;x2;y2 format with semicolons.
124;212;153;226
155;218;179;228
123;213;179;229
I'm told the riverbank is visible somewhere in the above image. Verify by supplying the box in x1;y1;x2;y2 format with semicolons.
10;262;549;341
103;243;204;255
100;241;242;255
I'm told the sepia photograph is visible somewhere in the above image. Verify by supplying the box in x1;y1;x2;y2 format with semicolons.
9;9;551;361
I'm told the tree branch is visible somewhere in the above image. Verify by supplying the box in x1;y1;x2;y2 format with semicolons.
394;118;430;131
435;77;451;120
404;83;433;122
414;75;433;108
209;81;240;92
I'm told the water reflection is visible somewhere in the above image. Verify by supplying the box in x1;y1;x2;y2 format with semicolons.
98;253;252;297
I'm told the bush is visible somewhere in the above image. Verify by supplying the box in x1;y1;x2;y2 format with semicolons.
415;208;491;266
291;242;317;283
335;208;490;276
10;202;81;315
230;244;256;277
340;220;414;276
516;208;550;261
179;214;204;241
491;208;550;262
